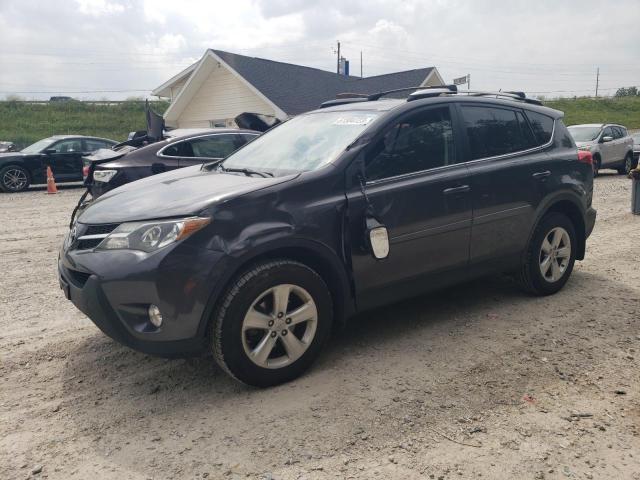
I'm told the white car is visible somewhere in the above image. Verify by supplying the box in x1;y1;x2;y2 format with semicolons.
568;123;635;176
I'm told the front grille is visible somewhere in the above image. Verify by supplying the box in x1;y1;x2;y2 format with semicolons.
65;267;91;287
72;223;119;251
85;224;118;236
77;238;104;250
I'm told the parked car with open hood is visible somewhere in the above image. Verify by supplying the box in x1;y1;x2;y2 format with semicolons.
59;86;596;387
567;123;635;176
84;128;260;199
0;135;117;192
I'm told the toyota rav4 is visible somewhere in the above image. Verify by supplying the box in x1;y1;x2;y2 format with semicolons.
58;86;597;387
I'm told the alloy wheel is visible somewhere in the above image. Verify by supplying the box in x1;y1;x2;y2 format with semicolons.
2;168;28;191
539;227;571;283
241;284;318;369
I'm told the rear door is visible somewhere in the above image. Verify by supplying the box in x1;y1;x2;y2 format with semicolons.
459;104;553;269
156;140;192;172
47;138;84;180
178;133;255;167
347;104;472;308
611;127;626;162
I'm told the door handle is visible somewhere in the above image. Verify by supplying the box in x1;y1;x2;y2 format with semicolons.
443;185;470;195
532;170;551;179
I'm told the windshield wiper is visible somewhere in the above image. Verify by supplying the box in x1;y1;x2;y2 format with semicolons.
218;165;273;178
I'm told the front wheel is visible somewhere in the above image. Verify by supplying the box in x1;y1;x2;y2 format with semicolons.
211;259;333;387
517;212;576;296
0;165;31;192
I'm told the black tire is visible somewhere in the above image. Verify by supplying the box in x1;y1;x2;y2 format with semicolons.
0;164;31;192
592;156;601;177
517;212;577;296
211;259;333;387
619;153;635;175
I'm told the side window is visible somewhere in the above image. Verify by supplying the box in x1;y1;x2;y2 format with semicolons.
365;106;456;181
611;127;623;139
51;139;82;153
602;127;614;139
461;106;530;159
524;111;554;146
161;141;194;157
189;135;241;158
84;139;110;152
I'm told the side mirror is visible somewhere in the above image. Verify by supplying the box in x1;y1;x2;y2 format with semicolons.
43;148;57;155
601;136;613;143
365;216;389;260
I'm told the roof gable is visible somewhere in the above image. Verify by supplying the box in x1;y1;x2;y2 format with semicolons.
210;49;439;115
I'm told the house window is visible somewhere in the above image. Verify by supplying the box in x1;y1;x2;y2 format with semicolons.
209;119;236;128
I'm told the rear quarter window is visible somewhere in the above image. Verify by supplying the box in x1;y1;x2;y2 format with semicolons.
525;111;555;145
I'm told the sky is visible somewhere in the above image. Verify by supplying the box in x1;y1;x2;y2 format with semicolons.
1;0;639;100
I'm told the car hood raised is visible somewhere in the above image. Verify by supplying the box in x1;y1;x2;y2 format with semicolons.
78;165;297;224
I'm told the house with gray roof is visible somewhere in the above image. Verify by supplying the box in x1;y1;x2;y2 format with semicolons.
152;49;445;128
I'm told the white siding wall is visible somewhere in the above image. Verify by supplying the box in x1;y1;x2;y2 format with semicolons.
176;64;276;128
169;77;188;101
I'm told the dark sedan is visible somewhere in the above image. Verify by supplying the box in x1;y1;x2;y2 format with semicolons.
0;135;117;192
86;128;259;198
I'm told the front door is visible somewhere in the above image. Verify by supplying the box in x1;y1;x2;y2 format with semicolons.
47;138;84;180
347;104;472;309
599;126;617;166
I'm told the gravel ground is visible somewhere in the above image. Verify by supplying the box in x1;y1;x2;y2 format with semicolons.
1;175;639;480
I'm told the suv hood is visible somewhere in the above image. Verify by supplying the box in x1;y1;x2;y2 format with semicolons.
78;164;296;224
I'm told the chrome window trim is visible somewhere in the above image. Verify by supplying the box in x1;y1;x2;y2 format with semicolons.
156;132;257;159
365;115;556;186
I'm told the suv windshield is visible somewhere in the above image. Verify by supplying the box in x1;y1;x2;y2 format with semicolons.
21;137;56;154
567;126;602;142
221;111;380;175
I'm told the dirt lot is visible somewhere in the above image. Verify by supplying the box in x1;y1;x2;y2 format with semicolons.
1;175;639;480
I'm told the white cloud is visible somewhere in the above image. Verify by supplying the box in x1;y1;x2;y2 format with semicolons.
75;0;127;16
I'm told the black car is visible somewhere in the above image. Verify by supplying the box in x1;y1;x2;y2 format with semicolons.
85;128;260;198
0;135;117;192
58;86;596;387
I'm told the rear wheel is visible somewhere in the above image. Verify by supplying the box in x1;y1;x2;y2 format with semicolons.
619;153;635;175
517;212;576;296
0;165;30;192
211;259;333;387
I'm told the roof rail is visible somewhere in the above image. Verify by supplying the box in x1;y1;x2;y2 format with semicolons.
461;90;543;106
319;85;542;109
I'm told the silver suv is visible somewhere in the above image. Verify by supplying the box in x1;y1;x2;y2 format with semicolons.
568;123;635;176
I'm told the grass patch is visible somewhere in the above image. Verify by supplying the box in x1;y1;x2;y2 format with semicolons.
545;96;640;129
0;100;169;149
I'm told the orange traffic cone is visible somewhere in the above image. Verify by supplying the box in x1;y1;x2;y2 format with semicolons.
46;166;58;194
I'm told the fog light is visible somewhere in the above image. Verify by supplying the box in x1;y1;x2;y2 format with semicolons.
148;304;163;327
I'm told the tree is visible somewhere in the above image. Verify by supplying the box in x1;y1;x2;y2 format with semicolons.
615;86;639;97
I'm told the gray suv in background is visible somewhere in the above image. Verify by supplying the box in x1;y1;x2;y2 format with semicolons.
568;123;635;176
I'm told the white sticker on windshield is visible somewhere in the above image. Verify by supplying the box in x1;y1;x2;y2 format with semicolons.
333;116;375;126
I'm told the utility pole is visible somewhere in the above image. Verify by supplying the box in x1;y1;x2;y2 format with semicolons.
360;51;363;78
467;74;471;90
336;41;341;74
595;67;600;98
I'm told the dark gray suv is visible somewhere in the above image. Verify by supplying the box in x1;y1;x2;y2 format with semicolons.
58;86;597;387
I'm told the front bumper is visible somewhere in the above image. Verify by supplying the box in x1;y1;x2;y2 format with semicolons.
58;237;228;357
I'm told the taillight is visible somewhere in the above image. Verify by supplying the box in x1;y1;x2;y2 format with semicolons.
82;165;90;179
577;150;593;165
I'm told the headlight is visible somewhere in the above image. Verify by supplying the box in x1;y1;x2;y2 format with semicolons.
96;217;211;252
577;146;592;152
93;169;118;183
